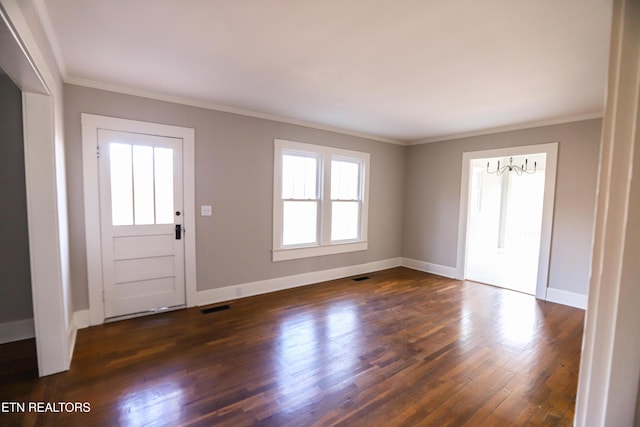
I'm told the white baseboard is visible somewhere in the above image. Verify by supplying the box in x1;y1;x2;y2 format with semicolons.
197;257;402;307
72;310;91;330
0;318;35;344
546;288;588;310
68;324;77;365
401;257;588;310
401;257;458;279
68;310;91;364
0;310;91;348
197;286;238;307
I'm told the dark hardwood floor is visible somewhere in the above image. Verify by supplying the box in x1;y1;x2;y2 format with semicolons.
0;267;584;426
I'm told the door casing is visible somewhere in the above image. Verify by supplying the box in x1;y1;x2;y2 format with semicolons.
1;0;73;376
82;113;197;325
456;142;558;300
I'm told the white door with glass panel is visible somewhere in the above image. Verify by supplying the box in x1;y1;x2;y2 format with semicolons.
99;129;185;318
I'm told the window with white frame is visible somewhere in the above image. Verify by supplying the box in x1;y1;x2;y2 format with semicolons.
273;139;369;261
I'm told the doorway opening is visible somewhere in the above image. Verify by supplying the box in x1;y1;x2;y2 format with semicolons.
465;154;546;295
456;143;558;300
0;64;38;382
1;5;74;375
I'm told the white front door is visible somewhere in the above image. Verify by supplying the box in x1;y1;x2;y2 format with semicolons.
98;129;185;318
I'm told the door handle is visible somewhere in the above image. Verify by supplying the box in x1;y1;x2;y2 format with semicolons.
175;224;182;240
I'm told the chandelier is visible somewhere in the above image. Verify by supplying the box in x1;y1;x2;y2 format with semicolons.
486;157;537;176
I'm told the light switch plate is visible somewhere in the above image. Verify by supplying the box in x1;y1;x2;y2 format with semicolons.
200;205;212;216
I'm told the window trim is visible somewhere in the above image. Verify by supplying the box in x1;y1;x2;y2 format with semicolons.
273;139;370;262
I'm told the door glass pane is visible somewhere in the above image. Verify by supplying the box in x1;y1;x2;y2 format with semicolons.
154;147;174;224
109;143;133;226
331;201;359;241
331;160;359;200
133;145;155;225
282;154;317;199
283;201;317;245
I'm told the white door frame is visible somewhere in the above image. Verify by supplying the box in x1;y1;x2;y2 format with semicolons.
1;0;73;375
575;0;640;424
82;114;197;325
456;142;558;300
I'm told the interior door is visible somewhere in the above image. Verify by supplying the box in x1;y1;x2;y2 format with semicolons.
98;129;185;318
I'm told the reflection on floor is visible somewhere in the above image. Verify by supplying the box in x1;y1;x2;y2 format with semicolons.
0;267;584;426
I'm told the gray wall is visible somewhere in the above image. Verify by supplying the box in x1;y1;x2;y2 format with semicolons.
403;119;601;295
64;84;405;311
64;83;601;310
0;73;33;323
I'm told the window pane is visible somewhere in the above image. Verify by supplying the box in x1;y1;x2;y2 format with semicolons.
331;160;359;200
283;201;317;245
110;143;134;226
282;154;317;199
331;201;359;241
133;145;155;225
154;147;174;224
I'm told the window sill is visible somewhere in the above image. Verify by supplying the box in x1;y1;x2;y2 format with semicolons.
273;241;368;262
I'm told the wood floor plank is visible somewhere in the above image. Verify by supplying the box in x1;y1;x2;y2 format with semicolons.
0;267;584;426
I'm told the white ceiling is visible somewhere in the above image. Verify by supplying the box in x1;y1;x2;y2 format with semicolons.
40;0;612;143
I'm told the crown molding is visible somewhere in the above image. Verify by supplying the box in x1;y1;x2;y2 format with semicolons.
64;76;405;146
64;76;603;147
407;112;604;145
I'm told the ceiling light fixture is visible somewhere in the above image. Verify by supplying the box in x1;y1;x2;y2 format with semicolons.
486;157;537;176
